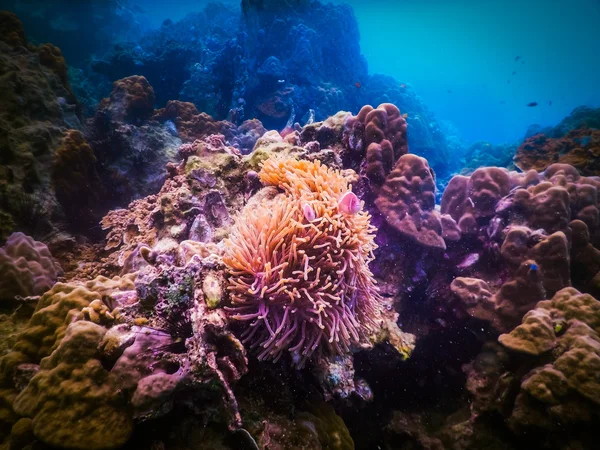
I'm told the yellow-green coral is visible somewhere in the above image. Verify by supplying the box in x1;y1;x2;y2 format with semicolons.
13;321;132;449
8;274;136;364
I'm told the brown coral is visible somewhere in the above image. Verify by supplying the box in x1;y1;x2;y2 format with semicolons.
498;288;600;432
440;167;512;234
51;130;104;230
514;128;600;176
340;103;408;191
154;100;234;143
12;321;133;450
375;154;446;249
99;75;155;124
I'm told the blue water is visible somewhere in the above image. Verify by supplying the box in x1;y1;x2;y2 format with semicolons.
342;0;600;144
135;0;600;145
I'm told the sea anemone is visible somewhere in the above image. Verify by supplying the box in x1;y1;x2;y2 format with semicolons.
224;158;381;367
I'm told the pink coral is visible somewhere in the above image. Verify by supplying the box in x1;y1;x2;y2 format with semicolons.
0;232;62;302
375;154;446;250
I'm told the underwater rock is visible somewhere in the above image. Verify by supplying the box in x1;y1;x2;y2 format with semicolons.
97;75;155;125
154;100;266;154
51;129;106;231
0;12;81;240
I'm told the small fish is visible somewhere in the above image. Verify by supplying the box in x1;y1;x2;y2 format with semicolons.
355;82;361;88
507;80;511;84
457;253;480;269
526;102;538;107
500;101;506;104
435;318;447;327
548;100;552;106
338;192;361;215
521;60;525;64
447;90;452;94
529;263;538;272
303;203;317;222
512;71;516;75
400;83;407;89
515;56;521;61
277;79;285;84
402;113;408;119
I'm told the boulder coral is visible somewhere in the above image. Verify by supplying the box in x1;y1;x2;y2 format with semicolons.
497;288;600;432
343;103;408;190
0;274;136;378
375;154;447;250
224;157;382;367
12;321;133;450
0;232;62;303
0;274;136;445
443;162;600;332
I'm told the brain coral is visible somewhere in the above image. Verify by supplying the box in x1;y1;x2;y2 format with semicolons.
0;232;62;302
224;158;381;367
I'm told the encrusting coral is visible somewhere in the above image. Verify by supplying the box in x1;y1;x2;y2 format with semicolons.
224;157;382;367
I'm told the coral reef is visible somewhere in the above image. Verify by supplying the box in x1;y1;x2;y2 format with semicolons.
514;128;600;175
515;105;600;176
3;8;600;447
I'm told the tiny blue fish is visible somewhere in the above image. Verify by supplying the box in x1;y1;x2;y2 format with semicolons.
529;263;538;272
